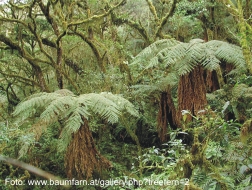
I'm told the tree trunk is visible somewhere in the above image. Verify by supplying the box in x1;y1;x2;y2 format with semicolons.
29;61;49;92
204;70;220;93
65;119;112;179
157;89;178;143
177;66;207;123
157;92;168;143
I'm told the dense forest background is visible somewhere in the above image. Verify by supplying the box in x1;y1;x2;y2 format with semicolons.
0;0;252;189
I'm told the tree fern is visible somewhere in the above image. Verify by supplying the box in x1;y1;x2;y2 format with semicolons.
13;89;139;155
131;39;180;67
130;38;247;80
131;72;179;97
206;40;246;70
100;92;139;117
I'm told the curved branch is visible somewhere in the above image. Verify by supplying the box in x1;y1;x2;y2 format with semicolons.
111;13;151;44
2;73;39;87
0;35;50;92
145;0;159;23
155;0;177;39
0;155;69;188
67;0;126;27
73;30;106;73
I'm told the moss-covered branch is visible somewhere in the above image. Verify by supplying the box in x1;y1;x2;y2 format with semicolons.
111;13;151;44
145;0;159;23
67;0;126;27
0;34;50;92
0;71;40;88
222;0;252;74
73;30;106;73
155;0;176;39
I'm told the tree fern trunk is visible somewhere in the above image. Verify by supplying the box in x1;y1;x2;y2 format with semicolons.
204;70;220;93
157;92;168;143
157;90;178;143
65;119;112;179
177;65;207;123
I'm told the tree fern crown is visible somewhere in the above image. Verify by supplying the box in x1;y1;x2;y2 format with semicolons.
130;39;246;78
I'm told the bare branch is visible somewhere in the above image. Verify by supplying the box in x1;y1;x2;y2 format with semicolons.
0;155;70;188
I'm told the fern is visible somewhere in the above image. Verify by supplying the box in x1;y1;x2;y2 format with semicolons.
131;72;179;97
100;92;139;117
131;39;180;67
206;40;246;70
130;38;247;79
13;89;139;156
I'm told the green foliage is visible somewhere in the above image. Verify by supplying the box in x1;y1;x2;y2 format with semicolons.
131;72;178;96
113;107;249;190
176;0;212;18
238;74;252;86
13;89;139;155
131;39;246;81
0;0;251;189
207;83;252;121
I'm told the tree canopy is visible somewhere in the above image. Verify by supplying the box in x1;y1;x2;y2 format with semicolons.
0;0;252;190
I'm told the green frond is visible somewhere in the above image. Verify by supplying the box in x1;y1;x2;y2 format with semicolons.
131;39;247;79
13;93;59;122
58;109;84;152
176;56;197;75
40;96;77;122
232;84;248;99
131;72;178;96
201;48;220;71
174;40;205;75
13;90;139;154
100;92;139;117
206;40;246;70
80;93;121;123
131;39;180;69
18;133;35;159
161;43;188;67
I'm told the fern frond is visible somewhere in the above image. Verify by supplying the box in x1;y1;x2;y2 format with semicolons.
40;96;76;122
13;90;139;154
80;93;121;123
161;43;188;67
18;133;35;159
131;72;179;97
58;109;84;152
201;48;220;71
131;39;247;80
232;84;248;100
100;92;139;117
206;40;246;70
131;39;180;66
13;93;59;122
